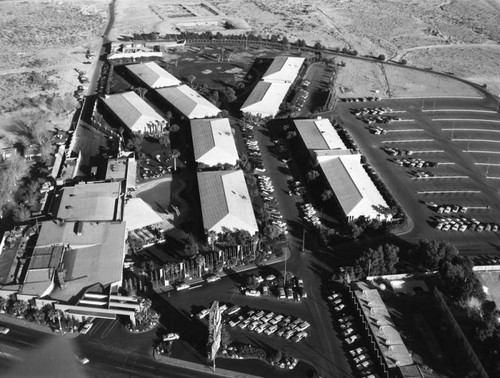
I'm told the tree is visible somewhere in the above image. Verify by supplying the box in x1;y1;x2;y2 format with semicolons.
306;169;320;182
126;133;144;155
321;189;334;202
13;204;31;223
183;235;199;258
225;87;237;102
400;59;407;65
410;239;458;271
353;244;400;279
158;133;170;148
195;254;205;276
171;149;180;171
220;325;231;350
187;75;196;85
377;54;386;61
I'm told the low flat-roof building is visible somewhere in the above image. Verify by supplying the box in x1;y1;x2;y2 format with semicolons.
262;56;305;83
240;81;291;117
22;220;127;302
102;91;165;133
126;62;181;89
156;85;220;119
105;156;137;192
53;181;124;222
197;170;258;235
317;153;389;221
191;118;238;167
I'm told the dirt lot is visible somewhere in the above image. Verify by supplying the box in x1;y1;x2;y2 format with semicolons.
334;57;482;99
0;0;108;131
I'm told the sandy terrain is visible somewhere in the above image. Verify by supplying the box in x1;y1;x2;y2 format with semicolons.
0;0;109;130
107;0;500;96
334;57;482;99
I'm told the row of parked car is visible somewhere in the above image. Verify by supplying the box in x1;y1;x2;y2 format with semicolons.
392;157;438;169
299;202;321;227
351;107;392;117
241;123;265;172
342;97;381;102
256;175;288;234
232;308;310;343
327;289;378;378
434;215;498;232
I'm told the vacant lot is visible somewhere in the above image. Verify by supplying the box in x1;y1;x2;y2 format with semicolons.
335;58;482;99
0;0;108;129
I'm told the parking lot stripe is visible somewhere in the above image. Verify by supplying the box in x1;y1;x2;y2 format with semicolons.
437;162;455;165
486;177;500;180
443;128;500;133
411;150;444;153
424;109;497;113
433;119;500;123
381;139;433;143
463;150;500;154
412;176;468;179
417;190;481;194
386;129;424;132
475;163;500;166
453;139;500;143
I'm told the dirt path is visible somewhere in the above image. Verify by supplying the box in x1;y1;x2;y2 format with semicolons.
395;43;500;61
0;63;77;76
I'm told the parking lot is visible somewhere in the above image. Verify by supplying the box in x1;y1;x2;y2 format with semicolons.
337;96;500;252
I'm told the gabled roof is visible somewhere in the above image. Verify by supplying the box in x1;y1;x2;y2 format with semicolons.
156;85;220;119
55;182;123;222
102;91;164;132
191;118;238;166
197;170;258;235
318;154;388;220
126;62;181;88
294;118;347;150
241;81;291;117
262;56;305;83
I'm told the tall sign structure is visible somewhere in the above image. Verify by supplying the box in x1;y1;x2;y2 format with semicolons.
207;300;222;371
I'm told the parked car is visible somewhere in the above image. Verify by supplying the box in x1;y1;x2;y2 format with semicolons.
245;289;261;297
75;355;90;365
0;326;10;335
292;331;308;342
345;334;360;344
350;347;368;357
163;333;180;341
80;322;93;334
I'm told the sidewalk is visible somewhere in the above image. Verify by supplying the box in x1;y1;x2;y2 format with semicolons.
153;349;263;378
0;313;79;339
153;247;291;294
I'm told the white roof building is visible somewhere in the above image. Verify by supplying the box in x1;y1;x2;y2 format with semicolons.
126;62;181;89
317;153;390;221
197;170;258;235
102;91;165;133
191;118;238;166
294;118;347;151
156;85;220;119
240;81;291;117
262;56;305;83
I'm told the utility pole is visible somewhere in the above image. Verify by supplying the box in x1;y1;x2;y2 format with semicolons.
301;227;306;252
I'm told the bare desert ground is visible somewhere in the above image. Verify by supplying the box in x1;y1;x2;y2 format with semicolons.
0;0;108;130
108;0;500;95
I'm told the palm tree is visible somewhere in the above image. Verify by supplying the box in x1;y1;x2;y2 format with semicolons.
195;254;205;277
171;149;180;171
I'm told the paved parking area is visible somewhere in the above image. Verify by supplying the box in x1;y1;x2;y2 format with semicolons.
337;97;500;253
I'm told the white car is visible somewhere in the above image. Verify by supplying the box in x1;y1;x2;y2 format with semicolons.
206;275;221;283
283;329;295;339
163;333;180;342
264;325;278;335
197;309;210;319
75;355;90;365
245;290;261;297
345;334;360;344
0;326;10;335
80;322;93;334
